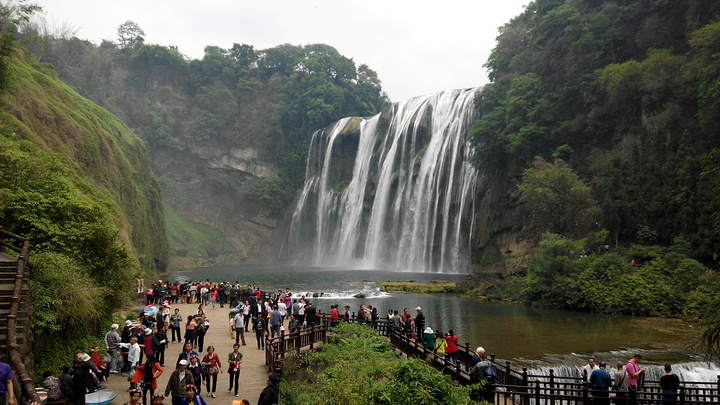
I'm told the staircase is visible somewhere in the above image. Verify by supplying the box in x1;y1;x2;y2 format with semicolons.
0;226;39;404
0;255;29;348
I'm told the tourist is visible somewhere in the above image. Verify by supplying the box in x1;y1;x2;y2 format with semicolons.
371;306;379;328
210;286;217;309
582;357;599;382
164;359;195;405
291;299;300;322
298;299;306;325
170;309;183;344
613;361;629;405
269;305;282;338
227;343;243;397
131;355;163;405
470;349;493;402
257;374;280;405
659;364;680;405
400;308;409;325
176;342;198;369
626;354;646;393
329;305;340;327
120;320;134;374
343;305;351;322
471;346;485;367
218;283;228;308
242;301;251;332
445;330;459;365
288;314;300;334
152;392;166;405
161;302;171;325
434;331;447;358
403;313;413;338
415;307;425;339
358;304;367;324
199;284;208;306
589;361;612;405
202;346;222;398
184;315;197;348
155;324;169;367
119;337;141;376
195;316;209;353
59;364;74;400
170;282;179;304
423;327;436;351
186;355;203;394
72;353;92;405
284;288;292;310
233;308;246;346
180;384;205;405
254;316;265;350
123;388;142;405
278;298;287;321
143;328;160;366
196;304;206;317
104;323;120;374
42;370;62;403
304;301;316;326
392;310;403;333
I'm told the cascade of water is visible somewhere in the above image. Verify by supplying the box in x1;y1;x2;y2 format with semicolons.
285;88;480;273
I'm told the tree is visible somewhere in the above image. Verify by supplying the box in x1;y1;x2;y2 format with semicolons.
116;20;144;50
517;157;597;237
0;0;41;91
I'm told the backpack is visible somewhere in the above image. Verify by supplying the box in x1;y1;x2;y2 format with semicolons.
485;363;498;378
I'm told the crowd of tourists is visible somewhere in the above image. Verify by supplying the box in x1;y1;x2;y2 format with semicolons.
580;354;681;405
36;278;688;405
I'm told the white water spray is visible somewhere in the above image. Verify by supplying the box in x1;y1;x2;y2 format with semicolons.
285;89;480;273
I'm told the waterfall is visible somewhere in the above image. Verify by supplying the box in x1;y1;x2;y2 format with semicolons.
285;88;480;273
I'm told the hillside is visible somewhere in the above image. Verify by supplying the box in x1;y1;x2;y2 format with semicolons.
0;45;168;372
22;34;387;268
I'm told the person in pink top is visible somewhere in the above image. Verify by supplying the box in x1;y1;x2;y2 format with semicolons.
210;288;218;309
626;353;646;401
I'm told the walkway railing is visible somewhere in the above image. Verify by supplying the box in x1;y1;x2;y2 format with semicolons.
263;311;720;405
0;226;40;404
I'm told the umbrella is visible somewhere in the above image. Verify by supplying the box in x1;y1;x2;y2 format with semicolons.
138;305;158;316
86;390;117;405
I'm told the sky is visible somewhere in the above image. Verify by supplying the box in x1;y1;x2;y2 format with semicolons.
32;0;529;102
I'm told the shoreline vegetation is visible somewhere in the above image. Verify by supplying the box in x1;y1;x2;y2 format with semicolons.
376;280;457;294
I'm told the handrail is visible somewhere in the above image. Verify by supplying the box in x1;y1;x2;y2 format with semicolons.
0;226;40;404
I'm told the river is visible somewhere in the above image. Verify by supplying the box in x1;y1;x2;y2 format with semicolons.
167;264;720;381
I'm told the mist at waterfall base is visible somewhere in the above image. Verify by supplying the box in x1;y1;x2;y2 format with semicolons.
282;89;480;273
170;264;718;382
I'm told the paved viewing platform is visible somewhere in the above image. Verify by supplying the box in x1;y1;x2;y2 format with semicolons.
103;301;272;404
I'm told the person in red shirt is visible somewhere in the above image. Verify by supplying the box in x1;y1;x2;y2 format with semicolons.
445;330;459;365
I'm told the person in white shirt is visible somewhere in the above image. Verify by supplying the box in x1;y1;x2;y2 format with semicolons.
581;357;599;381
118;337;141;375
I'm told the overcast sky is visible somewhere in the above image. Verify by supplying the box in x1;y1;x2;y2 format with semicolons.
33;0;529;102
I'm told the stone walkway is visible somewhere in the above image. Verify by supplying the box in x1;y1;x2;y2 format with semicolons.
103;301;271;404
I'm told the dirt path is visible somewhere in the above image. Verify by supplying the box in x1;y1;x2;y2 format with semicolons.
103;301;270;404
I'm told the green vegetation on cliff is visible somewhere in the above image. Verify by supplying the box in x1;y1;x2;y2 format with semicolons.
468;0;720;357
281;323;479;404
0;39;168;374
